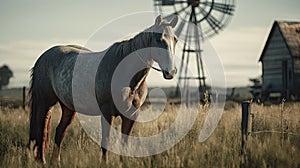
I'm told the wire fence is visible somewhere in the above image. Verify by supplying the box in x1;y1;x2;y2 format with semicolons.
250;101;299;136
240;101;300;167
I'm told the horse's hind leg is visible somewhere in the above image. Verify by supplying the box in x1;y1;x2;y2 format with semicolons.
52;103;76;162
33;105;51;164
45;109;52;151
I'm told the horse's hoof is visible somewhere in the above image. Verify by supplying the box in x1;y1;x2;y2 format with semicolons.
50;155;61;167
50;160;61;168
101;154;108;164
35;156;46;165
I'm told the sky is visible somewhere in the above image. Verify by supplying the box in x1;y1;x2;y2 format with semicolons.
0;0;300;88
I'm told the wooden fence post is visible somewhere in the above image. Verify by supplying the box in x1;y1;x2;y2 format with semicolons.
22;86;26;110
241;101;251;153
249;113;254;136
280;99;286;145
241;101;251;167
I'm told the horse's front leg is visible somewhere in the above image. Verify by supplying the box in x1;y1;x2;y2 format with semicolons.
120;108;139;144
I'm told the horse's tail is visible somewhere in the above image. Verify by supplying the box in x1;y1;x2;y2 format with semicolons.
28;53;57;159
29;56;53;163
28;57;50;162
28;66;39;149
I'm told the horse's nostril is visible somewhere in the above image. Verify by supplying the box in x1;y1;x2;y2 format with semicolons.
170;69;177;75
163;70;169;76
174;67;177;74
162;69;175;79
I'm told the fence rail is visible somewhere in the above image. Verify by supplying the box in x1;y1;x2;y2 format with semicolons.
251;130;298;135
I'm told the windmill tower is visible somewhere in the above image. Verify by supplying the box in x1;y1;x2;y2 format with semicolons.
154;0;235;100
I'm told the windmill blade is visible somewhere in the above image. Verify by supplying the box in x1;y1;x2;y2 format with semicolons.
153;0;174;6
175;19;186;37
205;15;222;33
164;13;177;22
206;14;222;29
154;0;186;6
199;9;222;34
201;1;235;15
174;10;190;37
163;5;190;21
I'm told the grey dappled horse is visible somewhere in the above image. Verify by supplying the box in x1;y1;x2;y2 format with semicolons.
29;15;178;164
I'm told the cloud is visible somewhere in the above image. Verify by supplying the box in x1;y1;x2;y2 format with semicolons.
0;39;86;87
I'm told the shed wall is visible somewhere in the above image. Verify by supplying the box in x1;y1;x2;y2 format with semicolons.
262;26;293;94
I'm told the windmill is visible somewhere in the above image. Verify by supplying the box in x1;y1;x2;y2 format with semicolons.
153;0;235;100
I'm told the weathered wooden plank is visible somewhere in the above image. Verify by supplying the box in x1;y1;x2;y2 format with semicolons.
262;26;291;61
264;72;282;77
294;58;300;73
264;63;282;69
263;51;291;60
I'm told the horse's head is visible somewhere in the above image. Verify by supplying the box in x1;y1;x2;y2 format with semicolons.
149;15;178;80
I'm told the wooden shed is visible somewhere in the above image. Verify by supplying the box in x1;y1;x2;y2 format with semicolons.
259;21;300;100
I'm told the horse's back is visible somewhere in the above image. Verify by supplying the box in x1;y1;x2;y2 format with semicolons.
34;45;91;69
31;45;92;110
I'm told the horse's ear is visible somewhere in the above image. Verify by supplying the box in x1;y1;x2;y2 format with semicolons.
155;15;162;25
169;16;178;28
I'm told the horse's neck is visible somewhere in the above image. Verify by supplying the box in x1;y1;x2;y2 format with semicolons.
128;32;153;92
107;31;153;92
128;32;151;51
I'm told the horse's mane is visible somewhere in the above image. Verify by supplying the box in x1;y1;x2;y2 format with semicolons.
106;24;174;61
97;29;159;93
108;32;152;60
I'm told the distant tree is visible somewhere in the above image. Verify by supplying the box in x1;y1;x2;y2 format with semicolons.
0;65;13;90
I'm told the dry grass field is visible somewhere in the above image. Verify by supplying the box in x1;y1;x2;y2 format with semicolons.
0;101;299;167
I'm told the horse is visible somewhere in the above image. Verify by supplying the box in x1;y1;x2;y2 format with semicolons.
29;15;178;164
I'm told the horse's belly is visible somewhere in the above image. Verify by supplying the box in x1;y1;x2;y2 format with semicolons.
67;51;106;115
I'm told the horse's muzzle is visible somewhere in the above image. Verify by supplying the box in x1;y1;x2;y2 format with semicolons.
163;68;177;80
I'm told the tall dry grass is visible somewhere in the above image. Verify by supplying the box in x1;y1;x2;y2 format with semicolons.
0;102;299;167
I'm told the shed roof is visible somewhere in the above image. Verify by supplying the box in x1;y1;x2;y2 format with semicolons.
259;21;300;61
